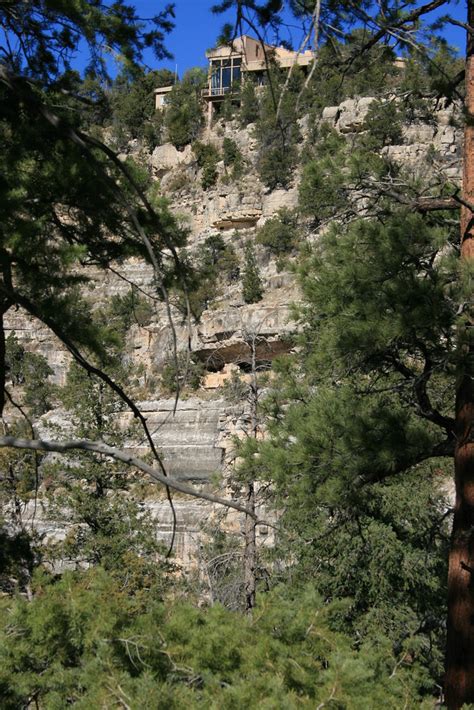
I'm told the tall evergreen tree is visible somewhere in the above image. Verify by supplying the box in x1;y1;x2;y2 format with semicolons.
257;209;457;693
242;242;264;304
215;3;472;703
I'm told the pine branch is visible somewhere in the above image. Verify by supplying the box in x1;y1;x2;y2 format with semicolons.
359;437;455;486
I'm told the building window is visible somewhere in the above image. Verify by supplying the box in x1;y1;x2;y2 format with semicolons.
209;56;241;95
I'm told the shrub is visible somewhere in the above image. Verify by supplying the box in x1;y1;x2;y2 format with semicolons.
199;234;240;283
257;140;296;191
256;208;299;254
166;169;188;193
109;68;173;148
0;572;434;708
222;137;239;166
361;99;404;150
222;137;244;180
5;333;54;417
253;68;301;189
239;80;259;126
161;353;204;392
193;141;220;189
165;68;206;149
175;235;240;320
108;288;154;333
242;242;263;304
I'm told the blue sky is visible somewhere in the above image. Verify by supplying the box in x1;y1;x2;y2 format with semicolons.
2;1;465;78
137;0;466;77
131;0;304;76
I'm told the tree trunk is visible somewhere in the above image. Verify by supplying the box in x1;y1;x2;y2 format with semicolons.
244;481;256;612
0;313;5;417
445;2;474;706
243;332;259;613
0;303;10;418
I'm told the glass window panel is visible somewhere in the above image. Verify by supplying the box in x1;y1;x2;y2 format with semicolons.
222;67;231;88
211;68;220;90
233;58;241;66
232;66;241;83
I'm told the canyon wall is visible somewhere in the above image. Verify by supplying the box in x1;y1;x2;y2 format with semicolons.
5;95;462;566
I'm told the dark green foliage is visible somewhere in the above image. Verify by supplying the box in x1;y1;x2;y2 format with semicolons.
165;68;206;149
256;207;299;254
199;234;240;282
0;523;38;595
161;353;205;393
252;67;304;189
109;68;174;148
298;122;396;223
193;140;221;189
252;205;458;692
298;212;457;377
361;99;404;150
302;34;400;115
219;92;238;122
5;333;54;417
222;137;244;180
222;137;239;165
77;75;112;130
258;141;297;191
399;48;464;106
0;569;434;708
238;80;259;126
242;242;264;304
175;235;239;319
299;158;346;223
298;125;348;221
107;288;154;337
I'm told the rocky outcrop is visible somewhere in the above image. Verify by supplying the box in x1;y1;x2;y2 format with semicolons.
151;142;194;174
4;95;463;567
193;302;294;367
320;96;461;176
133;397;229;481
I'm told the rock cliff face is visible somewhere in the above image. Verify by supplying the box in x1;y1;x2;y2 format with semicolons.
5;96;462;566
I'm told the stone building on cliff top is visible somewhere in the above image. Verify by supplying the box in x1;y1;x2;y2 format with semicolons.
154;34;315;122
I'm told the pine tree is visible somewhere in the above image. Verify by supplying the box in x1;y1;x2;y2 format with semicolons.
242;242;263;304
256;208;457;694
446;3;474;703
0;0;184;417
164;68;206;149
214;5;470;702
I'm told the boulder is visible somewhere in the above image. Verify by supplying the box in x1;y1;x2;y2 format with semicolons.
151;143;194;174
337;97;375;133
321;105;339;124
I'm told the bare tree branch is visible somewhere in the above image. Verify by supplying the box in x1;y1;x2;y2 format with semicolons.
0;65;188;553
0;435;257;517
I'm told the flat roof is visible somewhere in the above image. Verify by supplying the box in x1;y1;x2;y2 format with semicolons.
154;85;174;95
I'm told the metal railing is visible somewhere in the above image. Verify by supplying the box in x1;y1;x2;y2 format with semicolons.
201;86;235;98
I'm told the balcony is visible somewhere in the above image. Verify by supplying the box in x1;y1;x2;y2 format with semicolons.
201;86;235;99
